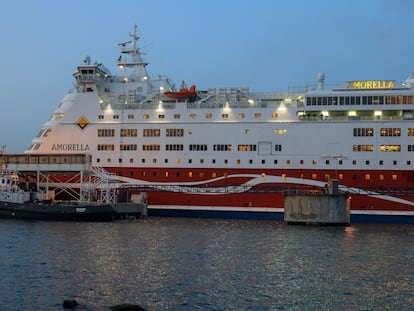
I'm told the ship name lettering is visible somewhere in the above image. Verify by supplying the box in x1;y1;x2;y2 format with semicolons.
347;80;395;89
51;144;90;151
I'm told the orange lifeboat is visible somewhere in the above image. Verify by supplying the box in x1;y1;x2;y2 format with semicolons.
164;81;197;99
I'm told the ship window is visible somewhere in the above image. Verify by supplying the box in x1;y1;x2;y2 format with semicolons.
300;160;304;165
224;159;228;164
380;145;401;152
118;158;122;163
212;172;217;178
380;174;384;181
174;114;180;119
392;174;397;181
379;160;383;165
325;174;330;180
121;129;138;137
98;129;115;137
408;160;411;165
158;114;165;119
129;159;133;163
261;159;265;164
141;159;145;163
281;173;286;179
238;113;245;119
254;113;262;118
152;170;156;175
245;129;250;134
189;113;197;119
237;159;241;165
393;160;397;165
312;160;317;165
188;172;193;177
286;160;290;165
113;115;119;119
312;173;317;179
107;158;111;163
222;113;229;119
275;144;282;152
199;172;204;177
143;129;160;137
380;128;401;136
96;158;100;163
274;160;278;165
98;115;104;119
325;160;330;165
188;159;192;164
212;159;216;164
365;160;370;165
365;174;370;181
188;129;193;135
128;114;134;119
238;145;256;152
200;159;204;164
249;159;253;164
353;160;357;165
338;174;343;180
165;172;169;177
105;88;110;92
338;160;343;165
408;128;414;136
205;113;212;118
143;114;149;119
166;128;184;137
271;113;278;118
353;128;374;136
176;158;180;164
164;159;168;163
274;129;287;135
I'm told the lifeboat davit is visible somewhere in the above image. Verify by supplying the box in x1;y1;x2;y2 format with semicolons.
164;81;197;99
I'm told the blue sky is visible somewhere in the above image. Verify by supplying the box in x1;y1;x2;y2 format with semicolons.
1;0;413;151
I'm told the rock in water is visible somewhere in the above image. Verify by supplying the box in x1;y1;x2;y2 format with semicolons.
109;303;146;311
62;299;79;309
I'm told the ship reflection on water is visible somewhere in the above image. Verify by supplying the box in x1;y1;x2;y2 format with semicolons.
0;218;413;310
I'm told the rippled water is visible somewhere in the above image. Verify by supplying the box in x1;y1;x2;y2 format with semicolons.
0;218;413;310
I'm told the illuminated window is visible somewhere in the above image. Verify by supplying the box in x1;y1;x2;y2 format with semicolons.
271;113;278;118
312;160;317;165
238;113;245;119
188;129;193;135
392;174;397;181
254;113;262;118
286;160;291;165
127;114;134;119
380;145;401;152
212;172;216;178
143;114;149;119
325;174;330;180
189;113;197;119
199;172;204;177
237;159;241;165
379;174;384;181
261;173;266;179
205;113;212;118
188;172;193;177
312;173;317;179
338;174;343;180
408;128;414;136
365;174;370;181
165;171;169;177
281;173;286;179
300;173;304;179
176;158;180;164
274;129;287;135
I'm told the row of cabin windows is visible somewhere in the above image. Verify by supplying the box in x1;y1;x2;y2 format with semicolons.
96;143;411;153
353;127;408;136
96;167;400;182
98;112;279;120
95;157;410;167
306;95;414;106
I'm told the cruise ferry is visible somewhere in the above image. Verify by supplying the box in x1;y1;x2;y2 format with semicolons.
18;25;414;222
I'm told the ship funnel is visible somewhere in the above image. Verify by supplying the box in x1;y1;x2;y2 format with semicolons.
317;73;325;90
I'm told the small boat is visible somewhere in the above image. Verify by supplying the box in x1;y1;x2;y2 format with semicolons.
164;81;197;99
0;173;147;221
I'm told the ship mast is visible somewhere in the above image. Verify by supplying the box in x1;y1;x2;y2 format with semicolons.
117;24;149;79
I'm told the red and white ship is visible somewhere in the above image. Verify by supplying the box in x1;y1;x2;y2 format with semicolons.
22;25;414;222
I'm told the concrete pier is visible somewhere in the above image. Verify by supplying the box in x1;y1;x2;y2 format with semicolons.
284;194;350;225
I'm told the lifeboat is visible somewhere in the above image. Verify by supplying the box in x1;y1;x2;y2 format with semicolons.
164;81;197;99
